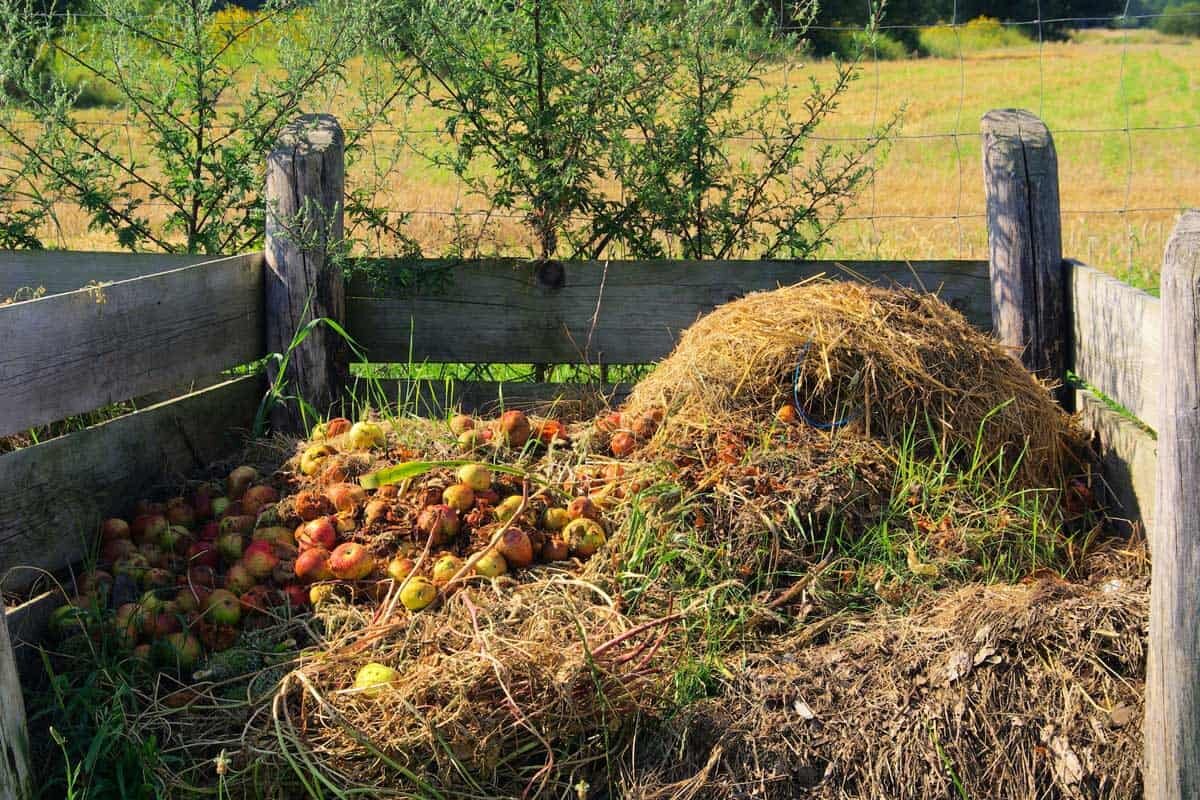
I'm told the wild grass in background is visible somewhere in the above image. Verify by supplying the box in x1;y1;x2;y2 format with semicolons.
3;5;1196;290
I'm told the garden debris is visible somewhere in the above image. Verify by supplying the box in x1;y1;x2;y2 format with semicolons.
624;560;1147;800
37;282;1134;799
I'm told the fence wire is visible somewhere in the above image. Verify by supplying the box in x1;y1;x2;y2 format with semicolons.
8;8;1198;285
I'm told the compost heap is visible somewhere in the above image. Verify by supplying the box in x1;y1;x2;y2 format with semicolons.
38;280;1144;800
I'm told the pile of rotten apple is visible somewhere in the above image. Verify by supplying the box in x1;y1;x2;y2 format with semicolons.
59;408;639;682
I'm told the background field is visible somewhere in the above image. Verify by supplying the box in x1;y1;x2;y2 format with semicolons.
35;31;1200;292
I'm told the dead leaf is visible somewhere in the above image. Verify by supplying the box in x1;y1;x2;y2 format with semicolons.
906;544;939;578
973;645;997;666
1049;735;1084;785
1108;704;1136;728
946;649;971;682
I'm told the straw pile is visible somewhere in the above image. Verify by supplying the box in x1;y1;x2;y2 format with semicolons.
624;280;1087;490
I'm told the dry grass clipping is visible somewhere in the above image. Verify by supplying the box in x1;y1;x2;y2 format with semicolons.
273;575;675;798
624;280;1087;491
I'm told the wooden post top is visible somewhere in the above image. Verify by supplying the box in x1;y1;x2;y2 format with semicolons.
1163;209;1200;257
981;109;1053;142
270;113;344;158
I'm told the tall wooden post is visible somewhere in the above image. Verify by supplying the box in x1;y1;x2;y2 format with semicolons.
0;602;32;800
981;109;1069;407
265;114;348;433
1145;210;1200;800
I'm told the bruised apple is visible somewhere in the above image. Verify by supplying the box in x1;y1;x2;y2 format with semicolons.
497;529;534;568
297;517;337;551
496;410;531;448
241;485;278;517
328;542;375;581
242;541;278;579
294;547;334;582
416;505;459;544
226;466;258;500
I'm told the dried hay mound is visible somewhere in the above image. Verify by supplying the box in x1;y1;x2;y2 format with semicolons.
624;280;1086;490
628;569;1147;800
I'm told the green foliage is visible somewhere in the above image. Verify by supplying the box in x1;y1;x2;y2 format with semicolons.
810;27;909;60
43;23;123;107
0;0;401;254
1156;2;1200;35
31;618;173;799
916;16;1033;58
382;0;895;261
0;10;56;248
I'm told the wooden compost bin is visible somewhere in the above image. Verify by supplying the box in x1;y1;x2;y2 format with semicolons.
0;110;1191;799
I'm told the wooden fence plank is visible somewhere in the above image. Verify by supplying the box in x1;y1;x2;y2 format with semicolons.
0;596;32;800
354;378;630;418
1069;261;1161;431
1145;210;1200;800
1075;390;1156;536
0;376;261;594
346;259;992;364
4;591;65;685
0;253;264;438
0;250;218;299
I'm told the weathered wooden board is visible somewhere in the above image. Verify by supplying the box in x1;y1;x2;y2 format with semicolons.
981;109;1067;403
0;250;217;299
1069;261;1161;431
4;591;64;684
0;596;32;800
0;376;261;594
0;253;264;438
346;259;992;365
265;114;349;430
1076;390;1156;537
1146;210;1200;800
354;378;631;419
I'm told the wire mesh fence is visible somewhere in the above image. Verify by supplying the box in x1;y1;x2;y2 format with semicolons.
3;6;1197;290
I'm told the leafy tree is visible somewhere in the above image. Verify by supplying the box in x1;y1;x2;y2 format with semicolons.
603;1;897;260
1156;2;1200;34
382;0;895;261
0;0;400;253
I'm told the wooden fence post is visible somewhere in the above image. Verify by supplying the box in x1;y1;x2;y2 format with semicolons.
981;109;1069;407
265;113;348;433
0;602;32;800
1145;210;1200;800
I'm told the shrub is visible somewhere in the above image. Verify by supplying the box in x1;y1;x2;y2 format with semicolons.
0;0;397;254
815;28;909;60
384;0;898;261
917;16;1032;58
1156;2;1200;36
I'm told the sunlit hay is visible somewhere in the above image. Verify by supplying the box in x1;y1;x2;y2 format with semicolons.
624;279;1088;492
624;567;1147;800
273;576;673;797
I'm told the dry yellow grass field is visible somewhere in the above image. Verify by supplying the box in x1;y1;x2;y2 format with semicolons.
43;35;1200;290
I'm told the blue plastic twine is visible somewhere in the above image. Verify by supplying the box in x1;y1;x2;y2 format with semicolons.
792;343;856;431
